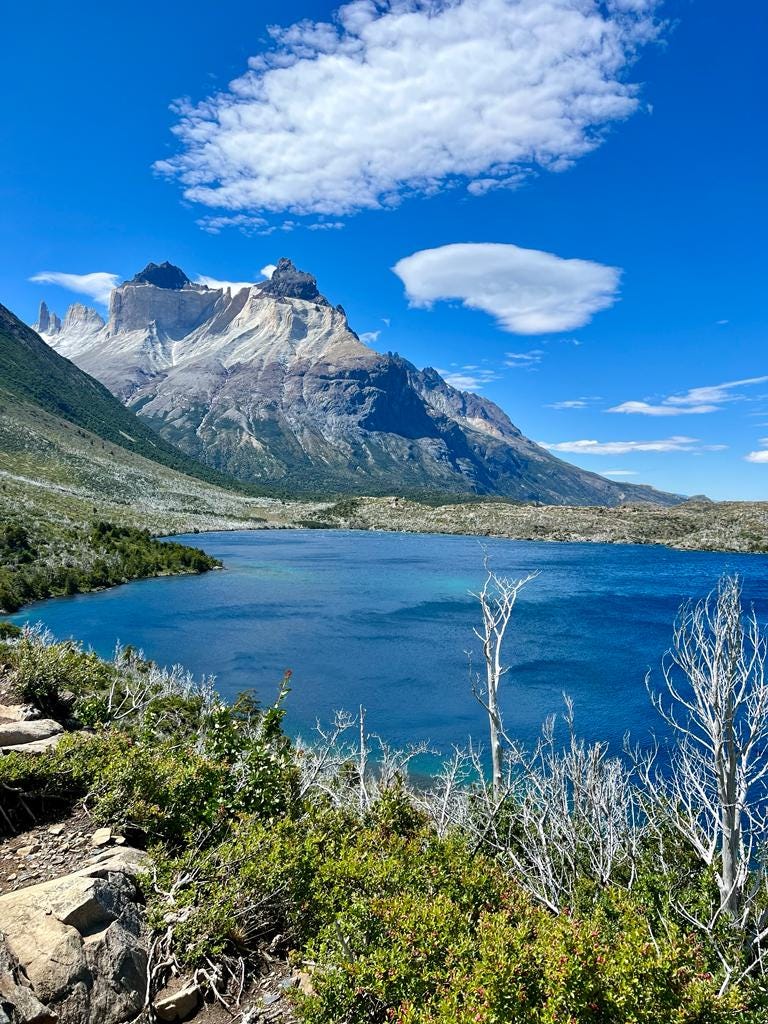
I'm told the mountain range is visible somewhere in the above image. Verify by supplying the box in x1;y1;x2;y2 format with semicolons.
36;259;682;506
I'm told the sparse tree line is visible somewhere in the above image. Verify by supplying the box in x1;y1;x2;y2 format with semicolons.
1;563;767;1020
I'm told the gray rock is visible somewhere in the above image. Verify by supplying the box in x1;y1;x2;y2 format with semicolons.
1;735;62;757
0;848;148;1024
153;979;201;1021
90;828;112;848
0;704;40;723
0;721;63;747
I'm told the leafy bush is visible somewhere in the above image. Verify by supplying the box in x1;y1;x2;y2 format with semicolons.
10;629;113;711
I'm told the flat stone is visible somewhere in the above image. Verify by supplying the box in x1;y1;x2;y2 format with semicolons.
0;720;62;746
1;734;63;756
90;827;112;848
81;846;147;871
48;824;66;836
295;970;315;996
153;980;201;1021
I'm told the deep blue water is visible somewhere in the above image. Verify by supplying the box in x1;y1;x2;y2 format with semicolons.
10;530;768;757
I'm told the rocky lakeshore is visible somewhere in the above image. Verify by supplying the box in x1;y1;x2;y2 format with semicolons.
311;495;768;553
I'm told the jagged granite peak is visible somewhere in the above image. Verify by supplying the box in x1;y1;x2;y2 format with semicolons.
40;259;683;504
62;302;105;331
35;301;61;335
126;261;193;290
257;257;329;304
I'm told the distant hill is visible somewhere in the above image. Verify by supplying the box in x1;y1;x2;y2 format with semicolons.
0;301;260;492
37;259;685;507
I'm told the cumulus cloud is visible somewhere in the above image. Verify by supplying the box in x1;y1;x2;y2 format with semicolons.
195;274;254;294
393;243;620;335
359;330;381;345
260;264;277;279
29;271;120;306
609;376;768;416
745;439;768;464
156;0;660;219
540;436;724;456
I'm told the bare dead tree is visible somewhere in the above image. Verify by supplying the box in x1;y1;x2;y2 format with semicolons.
496;700;644;912
647;575;768;927
469;553;538;801
295;708;431;814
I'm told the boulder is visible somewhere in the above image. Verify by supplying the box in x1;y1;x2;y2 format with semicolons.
0;721;62;747
0;705;39;723
0;847;149;1024
1;735;62;757
0;939;57;1023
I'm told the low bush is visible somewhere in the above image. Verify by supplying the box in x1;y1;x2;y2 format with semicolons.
1;633;765;1022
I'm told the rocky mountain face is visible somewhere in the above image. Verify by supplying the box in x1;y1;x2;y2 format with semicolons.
0;300;247;491
38;260;682;504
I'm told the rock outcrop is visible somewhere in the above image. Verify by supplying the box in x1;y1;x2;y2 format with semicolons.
37;259;683;506
0;705;62;757
0;847;148;1024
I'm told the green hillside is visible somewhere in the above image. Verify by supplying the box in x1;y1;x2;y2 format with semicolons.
0;302;321;611
0;302;266;492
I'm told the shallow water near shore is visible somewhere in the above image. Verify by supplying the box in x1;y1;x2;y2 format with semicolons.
11;529;768;758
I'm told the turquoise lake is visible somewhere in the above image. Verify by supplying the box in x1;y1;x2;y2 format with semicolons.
11;530;768;756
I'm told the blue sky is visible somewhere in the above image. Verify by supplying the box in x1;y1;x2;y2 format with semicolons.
1;0;765;500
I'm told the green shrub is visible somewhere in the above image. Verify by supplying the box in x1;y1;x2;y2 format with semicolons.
10;632;113;710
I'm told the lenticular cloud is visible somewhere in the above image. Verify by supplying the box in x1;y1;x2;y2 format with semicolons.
156;0;660;220
392;242;620;334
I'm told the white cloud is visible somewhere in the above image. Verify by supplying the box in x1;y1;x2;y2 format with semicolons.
439;366;501;390
196;214;268;234
540;436;721;456
307;221;345;231
602;469;639;476
260;264;277;279
29;271;120;306
546;398;599;410
608;400;717;416
745;439;768;463
359;330;381;345
194;274;254;294
393;243;620;335
156;0;660;219
505;350;544;368
609;376;768;416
